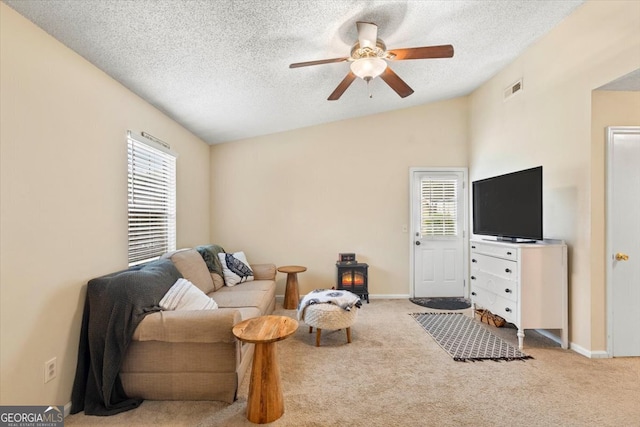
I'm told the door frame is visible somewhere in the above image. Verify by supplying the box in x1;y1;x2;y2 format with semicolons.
606;126;639;357
409;167;469;298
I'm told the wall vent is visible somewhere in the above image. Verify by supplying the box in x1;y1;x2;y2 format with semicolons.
503;79;523;101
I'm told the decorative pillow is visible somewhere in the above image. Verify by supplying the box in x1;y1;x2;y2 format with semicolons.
163;248;215;294
160;278;218;311
217;251;254;286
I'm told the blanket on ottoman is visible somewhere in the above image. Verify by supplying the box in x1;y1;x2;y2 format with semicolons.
70;259;181;416
297;289;362;322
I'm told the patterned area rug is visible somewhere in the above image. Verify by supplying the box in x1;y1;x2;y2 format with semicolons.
409;297;471;310
411;313;532;362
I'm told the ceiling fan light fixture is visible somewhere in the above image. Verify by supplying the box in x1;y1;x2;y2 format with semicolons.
350;57;387;80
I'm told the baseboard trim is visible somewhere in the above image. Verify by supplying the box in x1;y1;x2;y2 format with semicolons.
64;402;71;417
370;294;410;300
278;294;411;301
570;342;610;358
533;328;562;345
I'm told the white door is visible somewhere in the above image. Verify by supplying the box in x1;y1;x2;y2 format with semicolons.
411;169;467;298
607;126;640;357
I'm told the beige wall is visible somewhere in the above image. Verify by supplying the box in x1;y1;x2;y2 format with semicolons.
590;90;640;350
469;1;640;354
210;97;468;297
0;4;211;406
2;0;637;411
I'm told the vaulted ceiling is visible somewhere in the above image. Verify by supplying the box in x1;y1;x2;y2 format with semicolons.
4;0;585;144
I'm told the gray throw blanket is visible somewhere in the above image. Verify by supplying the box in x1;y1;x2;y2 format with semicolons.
195;244;226;277
297;289;362;321
70;259;181;416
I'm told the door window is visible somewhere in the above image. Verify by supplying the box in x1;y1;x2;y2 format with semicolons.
420;178;458;238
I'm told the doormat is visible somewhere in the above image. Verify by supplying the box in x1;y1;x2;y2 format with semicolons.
410;312;532;362
409;297;471;310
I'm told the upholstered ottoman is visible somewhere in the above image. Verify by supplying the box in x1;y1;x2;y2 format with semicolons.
303;303;358;347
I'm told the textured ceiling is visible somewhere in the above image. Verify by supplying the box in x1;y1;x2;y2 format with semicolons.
4;0;585;144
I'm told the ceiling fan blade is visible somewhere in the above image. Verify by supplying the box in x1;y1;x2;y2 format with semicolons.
379;67;414;98
388;44;454;60
328;72;357;101
289;57;349;68
356;21;378;49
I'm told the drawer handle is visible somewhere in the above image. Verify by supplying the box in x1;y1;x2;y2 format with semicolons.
471;276;476;280
506;251;512;255
505;307;512;313
472;259;477;263
505;288;512;293
505;268;511;273
471;292;476;296
471;245;476;249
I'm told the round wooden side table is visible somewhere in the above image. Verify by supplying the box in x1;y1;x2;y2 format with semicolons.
232;315;298;424
277;265;307;310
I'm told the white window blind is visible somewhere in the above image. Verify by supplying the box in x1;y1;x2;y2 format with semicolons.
127;131;176;266
420;178;458;237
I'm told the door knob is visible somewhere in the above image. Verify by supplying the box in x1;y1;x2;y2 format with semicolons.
415;241;421;246
615;252;629;261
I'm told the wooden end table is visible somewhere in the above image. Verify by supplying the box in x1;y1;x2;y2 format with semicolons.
232;315;298;424
277;265;307;310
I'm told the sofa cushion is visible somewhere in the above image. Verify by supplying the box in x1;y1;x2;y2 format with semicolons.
160;278;218;311
217;279;275;293
214;290;273;315
218;251;254;286
164;249;215;294
211;272;225;291
133;309;241;343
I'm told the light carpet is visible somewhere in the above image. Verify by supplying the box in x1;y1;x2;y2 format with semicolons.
64;299;640;427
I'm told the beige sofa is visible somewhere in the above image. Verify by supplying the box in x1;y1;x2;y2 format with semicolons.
119;248;276;403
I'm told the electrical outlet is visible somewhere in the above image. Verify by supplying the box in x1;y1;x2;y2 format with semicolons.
44;357;57;383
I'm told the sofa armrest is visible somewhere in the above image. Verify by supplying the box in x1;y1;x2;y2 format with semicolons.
133;308;242;343
250;263;276;281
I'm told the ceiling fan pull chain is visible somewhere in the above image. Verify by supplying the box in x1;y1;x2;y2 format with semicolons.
367;79;373;98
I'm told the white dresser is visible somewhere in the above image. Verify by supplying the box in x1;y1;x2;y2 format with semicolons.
469;238;568;350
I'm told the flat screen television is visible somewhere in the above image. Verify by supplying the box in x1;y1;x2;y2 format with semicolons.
472;166;543;242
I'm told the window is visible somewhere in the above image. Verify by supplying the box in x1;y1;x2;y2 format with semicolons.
420;178;458;237
127;131;176;266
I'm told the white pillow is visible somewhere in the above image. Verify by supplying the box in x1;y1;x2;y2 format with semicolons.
160;278;218;311
217;251;254;286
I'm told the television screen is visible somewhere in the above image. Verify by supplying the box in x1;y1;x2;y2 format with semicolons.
472;166;543;241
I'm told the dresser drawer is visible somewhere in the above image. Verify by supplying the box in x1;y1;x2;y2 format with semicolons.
470;271;518;303
471;253;517;281
471;287;517;324
470;242;517;261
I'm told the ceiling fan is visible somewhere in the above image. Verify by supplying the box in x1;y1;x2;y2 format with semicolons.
289;21;454;100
